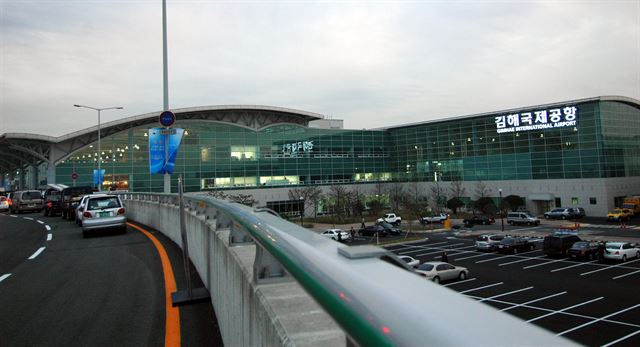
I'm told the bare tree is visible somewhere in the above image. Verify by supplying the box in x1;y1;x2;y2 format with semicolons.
348;186;365;216
228;193;257;206
430;183;446;212
389;182;405;211
326;185;350;220
403;181;427;220
288;186;323;217
448;178;466;199
474;180;492;199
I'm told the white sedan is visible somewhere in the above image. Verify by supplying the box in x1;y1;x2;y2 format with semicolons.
398;255;420;268
415;262;469;284
604;242;640;262
321;229;351;242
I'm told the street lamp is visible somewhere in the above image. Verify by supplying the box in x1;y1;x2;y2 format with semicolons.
74;104;123;189
499;188;504;232
299;196;305;226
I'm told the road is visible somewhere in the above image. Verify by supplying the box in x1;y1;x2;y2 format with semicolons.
0;211;222;346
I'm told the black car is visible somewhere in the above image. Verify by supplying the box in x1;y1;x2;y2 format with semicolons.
543;234;581;257
359;225;388;237
61;186;94;220
375;221;402;235
568;241;602;260
497;237;535;254
43;190;62;216
463;215;495;226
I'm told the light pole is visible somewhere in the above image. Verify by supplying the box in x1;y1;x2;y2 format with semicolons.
300;197;305;226
499;188;504;232
74;104;123;189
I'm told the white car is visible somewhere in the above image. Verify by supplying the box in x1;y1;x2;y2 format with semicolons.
81;195;127;237
75;194;107;225
604;242;640;262
415;262;469;284
398;255;420;268
321;229;351;242
0;196;9;211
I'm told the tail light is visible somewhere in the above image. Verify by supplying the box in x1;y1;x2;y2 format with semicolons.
83;212;92;218
614;251;620;255
117;208;125;215
47;202;52;208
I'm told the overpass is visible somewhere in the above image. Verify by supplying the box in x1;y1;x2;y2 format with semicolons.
117;191;575;346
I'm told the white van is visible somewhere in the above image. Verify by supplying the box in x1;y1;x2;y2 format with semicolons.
507;212;540;226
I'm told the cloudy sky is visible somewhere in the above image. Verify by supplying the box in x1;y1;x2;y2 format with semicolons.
1;0;638;137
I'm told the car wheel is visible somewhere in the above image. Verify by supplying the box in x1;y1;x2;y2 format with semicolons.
622;255;627;262
561;215;566;220
482;221;486;225
544;215;549;219
459;272;467;280
432;276;440;284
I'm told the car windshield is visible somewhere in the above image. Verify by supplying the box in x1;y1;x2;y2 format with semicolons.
572;242;588;249
87;197;121;210
26;192;42;199
417;264;434;271
606;243;622;249
502;238;515;244
379;222;393;228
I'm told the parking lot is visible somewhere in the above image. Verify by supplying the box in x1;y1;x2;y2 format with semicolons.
385;233;640;347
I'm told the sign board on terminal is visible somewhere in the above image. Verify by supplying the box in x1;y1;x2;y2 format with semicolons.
495;106;578;134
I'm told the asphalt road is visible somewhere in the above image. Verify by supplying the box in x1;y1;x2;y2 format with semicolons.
385;233;640;347
0;211;222;346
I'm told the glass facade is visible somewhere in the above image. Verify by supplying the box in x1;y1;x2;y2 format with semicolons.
54;99;640;192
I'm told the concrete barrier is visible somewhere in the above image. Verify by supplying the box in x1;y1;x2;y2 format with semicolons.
124;198;345;347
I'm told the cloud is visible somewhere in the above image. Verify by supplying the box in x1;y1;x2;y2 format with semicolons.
1;1;638;136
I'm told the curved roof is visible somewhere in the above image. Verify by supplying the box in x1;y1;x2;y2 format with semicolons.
0;105;325;173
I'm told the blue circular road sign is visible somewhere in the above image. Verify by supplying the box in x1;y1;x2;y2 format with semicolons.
159;111;176;127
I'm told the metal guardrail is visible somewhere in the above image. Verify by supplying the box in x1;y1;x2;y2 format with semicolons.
119;192;576;347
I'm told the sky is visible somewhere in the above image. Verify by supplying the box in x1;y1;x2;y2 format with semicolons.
1;0;639;137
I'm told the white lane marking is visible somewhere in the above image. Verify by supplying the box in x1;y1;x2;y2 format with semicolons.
580;258;640;276
0;273;11;282
45;225;51;231
509;226;544;232
550;260;598;272
454;253;494;261
431;245;478;258
24;217;34;220
37;220;44;224
9;215;17;218
398;242;449;254
526;297;604;323
498;255;547;266
601;329;640;347
523;257;570;269
501;291;568;312
477;286;534;303
475;249;539;263
459;282;503;294
557;303;640;336
443;277;476;287
28;247;46;260
612;269;640;280
415;243;466;256
47;233;52;241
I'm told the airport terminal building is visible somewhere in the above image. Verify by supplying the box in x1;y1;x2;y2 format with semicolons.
2;96;639;216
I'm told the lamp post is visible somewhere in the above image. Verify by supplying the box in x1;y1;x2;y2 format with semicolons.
499;188;504;232
74;104;123;189
300;197;305;226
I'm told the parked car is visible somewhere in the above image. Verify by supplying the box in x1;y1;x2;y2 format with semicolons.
543;234;582;257
421;213;449;224
0;196;9;212
375;221;402;235
10;190;44;214
475;234;505;251
463;215;495;226
603;242;640;262
61;186;94;220
75;194;108;225
415;262;469;283
568;241;602;260
571;207;586;219
398;255;420;268
43;189;63;216
378;213;402;226
507;212;540;226
81;195;127;237
320;229;350;242
607;208;632;222
497;237;535;254
544;208;574;220
359;225;388;237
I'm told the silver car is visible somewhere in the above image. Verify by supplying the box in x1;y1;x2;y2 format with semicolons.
81;195;127;237
415;262;469;284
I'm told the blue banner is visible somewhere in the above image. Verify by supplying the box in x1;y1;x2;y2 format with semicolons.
148;128;184;174
92;169;105;186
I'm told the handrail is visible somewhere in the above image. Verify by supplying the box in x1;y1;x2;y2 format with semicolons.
119;192;576;347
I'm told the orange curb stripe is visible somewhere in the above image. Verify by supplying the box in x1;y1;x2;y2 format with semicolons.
128;222;181;347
